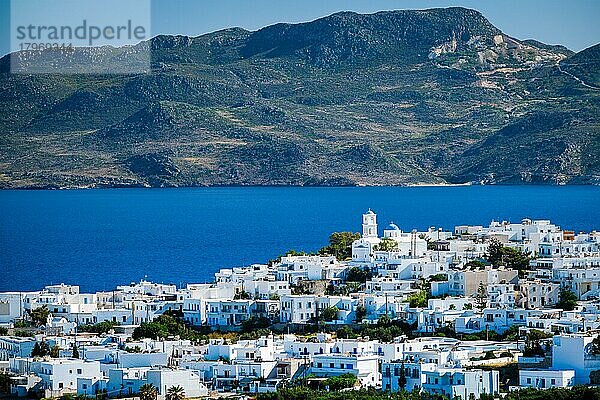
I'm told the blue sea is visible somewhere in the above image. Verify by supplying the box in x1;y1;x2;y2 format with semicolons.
1;186;599;293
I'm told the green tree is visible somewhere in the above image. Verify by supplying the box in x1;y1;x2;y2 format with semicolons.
357;319;413;343
486;239;505;266
524;329;550;357
132;314;192;340
234;290;252;300
590;370;600;385
319;232;360;260
255;386;600;400
125;346;143;353
502;325;520;341
500;350;513;358
30;342;41;357
336;325;357;339
323;373;357;390
320;306;339;322
475;282;488;312
14;330;34;337
139;384;158;400
133;321;168;340
165;385;185;400
13;320;29;328
0;326;8;335
0;372;12;394
428;274;448;282
407;290;428;308
398;360;407;390
241;316;271;333
374;237;398;252
503;247;533;272
50;345;60;358
354;304;367;323
31;341;51;357
378;314;391;326
591;335;600;356
27;306;49;327
465;260;487;270
345;267;372;283
485;238;532;273
557;288;578;311
72;343;80;359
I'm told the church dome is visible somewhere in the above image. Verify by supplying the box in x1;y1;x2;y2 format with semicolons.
387;223;400;231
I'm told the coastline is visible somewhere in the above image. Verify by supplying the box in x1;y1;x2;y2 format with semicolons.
4;181;600;191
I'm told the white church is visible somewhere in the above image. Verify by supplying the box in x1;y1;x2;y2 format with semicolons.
351;209;428;265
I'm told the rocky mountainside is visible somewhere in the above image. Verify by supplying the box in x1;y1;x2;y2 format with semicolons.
0;7;599;188
560;43;600;87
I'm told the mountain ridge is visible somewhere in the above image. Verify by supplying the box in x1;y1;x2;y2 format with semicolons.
0;7;599;189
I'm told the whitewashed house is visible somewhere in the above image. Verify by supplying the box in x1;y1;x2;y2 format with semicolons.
0;336;37;361
552;333;600;385
519;369;575;389
12;358;102;396
310;353;380;388
422;368;498;400
382;360;436;392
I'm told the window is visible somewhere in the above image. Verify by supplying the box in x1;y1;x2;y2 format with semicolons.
77;369;82;374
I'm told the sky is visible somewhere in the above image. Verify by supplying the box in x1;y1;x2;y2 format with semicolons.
1;0;599;56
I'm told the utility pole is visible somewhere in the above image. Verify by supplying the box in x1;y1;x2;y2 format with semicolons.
303;355;308;387
385;293;389;317
75;319;78;359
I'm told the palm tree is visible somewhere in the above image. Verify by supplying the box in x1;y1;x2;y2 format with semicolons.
139;384;158;400
165;385;185;400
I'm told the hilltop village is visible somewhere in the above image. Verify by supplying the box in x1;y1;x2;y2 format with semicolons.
1;211;600;399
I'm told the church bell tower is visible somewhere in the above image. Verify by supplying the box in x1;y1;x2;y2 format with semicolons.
362;209;378;238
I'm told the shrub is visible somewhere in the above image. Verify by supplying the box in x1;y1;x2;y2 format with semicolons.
323;373;357;390
407;290;428;308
